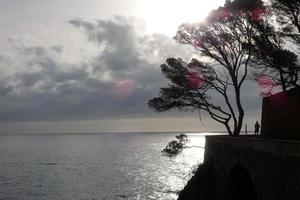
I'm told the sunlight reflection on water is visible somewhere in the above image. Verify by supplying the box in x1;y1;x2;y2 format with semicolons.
0;133;206;200
157;133;205;199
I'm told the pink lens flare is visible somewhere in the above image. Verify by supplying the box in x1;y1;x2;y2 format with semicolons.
258;75;276;87
257;75;276;95
188;71;204;89
113;79;135;99
220;7;231;19
251;7;267;21
258;75;290;110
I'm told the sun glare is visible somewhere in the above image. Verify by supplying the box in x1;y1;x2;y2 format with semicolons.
138;0;224;36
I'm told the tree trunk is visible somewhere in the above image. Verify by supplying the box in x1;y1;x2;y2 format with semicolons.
225;122;233;136
234;111;244;136
279;67;287;91
233;83;244;136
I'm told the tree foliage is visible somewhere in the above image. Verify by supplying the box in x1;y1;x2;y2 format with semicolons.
162;134;189;157
149;0;300;136
149;0;265;136
250;19;300;94
247;0;300;95
271;0;300;43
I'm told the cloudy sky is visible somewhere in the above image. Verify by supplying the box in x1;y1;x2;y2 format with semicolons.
0;0;262;133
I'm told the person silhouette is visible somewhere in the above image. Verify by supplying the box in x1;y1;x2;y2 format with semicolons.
254;121;260;135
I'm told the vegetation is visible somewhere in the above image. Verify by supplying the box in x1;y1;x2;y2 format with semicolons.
271;0;300;43
162;134;189;156
149;0;300;136
149;0;265;136
250;13;300;94
161;134;204;157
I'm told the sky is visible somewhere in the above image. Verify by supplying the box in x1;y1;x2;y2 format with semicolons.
0;0;262;133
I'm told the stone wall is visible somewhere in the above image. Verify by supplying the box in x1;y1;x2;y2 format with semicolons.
204;136;300;200
261;87;300;140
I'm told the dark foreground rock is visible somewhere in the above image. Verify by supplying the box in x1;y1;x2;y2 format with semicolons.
178;162;214;200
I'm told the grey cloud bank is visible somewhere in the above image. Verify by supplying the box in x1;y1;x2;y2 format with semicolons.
0;16;194;122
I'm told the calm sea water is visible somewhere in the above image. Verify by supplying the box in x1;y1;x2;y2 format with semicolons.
0;133;205;200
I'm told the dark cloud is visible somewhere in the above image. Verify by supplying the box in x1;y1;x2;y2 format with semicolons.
70;16;192;79
0;16;194;122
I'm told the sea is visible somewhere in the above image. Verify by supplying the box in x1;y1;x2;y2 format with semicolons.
0;132;206;200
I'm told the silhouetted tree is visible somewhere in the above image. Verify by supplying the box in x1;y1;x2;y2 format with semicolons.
161;134;204;157
162;134;189;156
250;21;300;94
271;0;300;43
149;0;265;136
